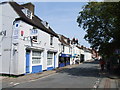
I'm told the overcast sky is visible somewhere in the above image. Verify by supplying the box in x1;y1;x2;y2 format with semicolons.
33;2;91;48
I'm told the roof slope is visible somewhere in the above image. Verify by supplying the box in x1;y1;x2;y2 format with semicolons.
59;35;70;46
7;2;58;37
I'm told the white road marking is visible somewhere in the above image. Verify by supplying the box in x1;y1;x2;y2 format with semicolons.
10;82;13;84
13;83;19;86
93;78;101;89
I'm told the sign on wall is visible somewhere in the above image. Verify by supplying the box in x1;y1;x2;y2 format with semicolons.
13;24;19;44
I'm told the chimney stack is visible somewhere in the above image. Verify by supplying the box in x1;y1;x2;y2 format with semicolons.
21;2;35;15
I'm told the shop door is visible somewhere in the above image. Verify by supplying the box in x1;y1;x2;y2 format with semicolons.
26;50;30;73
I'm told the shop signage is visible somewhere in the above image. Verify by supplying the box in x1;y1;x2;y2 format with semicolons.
60;54;71;57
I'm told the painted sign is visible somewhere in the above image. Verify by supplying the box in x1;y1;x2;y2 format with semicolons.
60;54;72;57
30;29;38;36
13;24;19;44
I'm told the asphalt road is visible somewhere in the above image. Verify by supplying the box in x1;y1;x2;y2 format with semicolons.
12;60;101;88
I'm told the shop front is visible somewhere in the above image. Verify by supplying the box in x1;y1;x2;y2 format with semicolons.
25;46;44;74
59;54;71;67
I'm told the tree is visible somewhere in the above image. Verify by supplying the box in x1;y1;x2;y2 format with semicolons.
77;2;120;57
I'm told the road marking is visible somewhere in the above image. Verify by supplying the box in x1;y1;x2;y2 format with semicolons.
93;78;101;89
13;83;19;86
10;82;13;84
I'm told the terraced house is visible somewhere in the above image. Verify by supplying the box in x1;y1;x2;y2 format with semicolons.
58;34;72;67
0;1;93;76
0;2;59;75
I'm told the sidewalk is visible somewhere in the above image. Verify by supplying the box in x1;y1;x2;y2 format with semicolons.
98;70;120;89
1;64;80;88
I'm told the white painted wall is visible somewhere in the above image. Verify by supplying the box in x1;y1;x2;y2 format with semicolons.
80;49;84;55
14;20;59;74
0;4;2;74
0;3;19;74
84;51;92;61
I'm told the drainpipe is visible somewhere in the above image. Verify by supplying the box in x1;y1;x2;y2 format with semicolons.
9;20;16;76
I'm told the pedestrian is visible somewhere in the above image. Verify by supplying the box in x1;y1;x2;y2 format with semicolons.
99;58;105;71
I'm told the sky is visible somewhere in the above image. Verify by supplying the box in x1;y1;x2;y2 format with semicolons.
33;2;91;48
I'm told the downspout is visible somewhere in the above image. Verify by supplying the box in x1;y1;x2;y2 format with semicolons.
9;20;15;75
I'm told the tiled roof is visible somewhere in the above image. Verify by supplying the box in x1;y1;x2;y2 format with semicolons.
4;2;58;37
58;35;70;46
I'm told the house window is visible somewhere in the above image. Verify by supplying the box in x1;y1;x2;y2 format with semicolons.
32;36;37;42
47;52;53;66
50;36;53;46
26;9;32;19
30;29;38;43
32;51;41;64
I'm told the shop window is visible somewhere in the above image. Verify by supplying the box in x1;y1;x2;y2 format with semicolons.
47;52;53;66
59;57;64;63
32;51;41;64
30;29;38;43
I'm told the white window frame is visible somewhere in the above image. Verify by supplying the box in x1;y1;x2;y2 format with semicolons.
32;51;42;65
47;52;54;67
30;29;39;43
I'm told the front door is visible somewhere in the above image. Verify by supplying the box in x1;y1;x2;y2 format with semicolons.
26;50;30;73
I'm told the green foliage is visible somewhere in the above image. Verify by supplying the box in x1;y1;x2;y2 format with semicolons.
77;2;120;57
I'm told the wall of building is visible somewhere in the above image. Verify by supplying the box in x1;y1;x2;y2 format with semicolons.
13;20;59;74
0;3;2;74
0;3;19;74
84;51;92;61
0;3;59;75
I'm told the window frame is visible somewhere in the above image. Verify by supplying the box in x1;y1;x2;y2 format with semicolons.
32;51;42;65
47;52;54;67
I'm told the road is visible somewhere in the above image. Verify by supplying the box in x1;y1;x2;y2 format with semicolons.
12;60;101;88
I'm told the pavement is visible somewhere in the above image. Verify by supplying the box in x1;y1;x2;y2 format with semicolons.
97;69;120;89
1;60;120;89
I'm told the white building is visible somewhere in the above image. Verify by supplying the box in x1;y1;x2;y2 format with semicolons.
0;2;59;75
58;35;72;67
72;44;92;63
83;47;92;62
